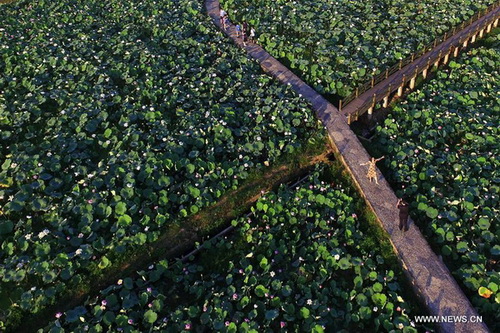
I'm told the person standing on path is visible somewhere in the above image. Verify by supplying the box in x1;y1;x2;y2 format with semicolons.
360;156;384;184
219;9;227;28
242;21;248;39
249;27;256;42
235;24;241;38
242;24;248;45
397;197;410;231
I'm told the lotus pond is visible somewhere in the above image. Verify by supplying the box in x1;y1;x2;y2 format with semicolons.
220;0;496;98
42;165;423;333
372;33;500;328
0;0;322;325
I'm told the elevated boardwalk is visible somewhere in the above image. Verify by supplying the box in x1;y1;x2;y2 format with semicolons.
206;1;491;332
341;3;500;124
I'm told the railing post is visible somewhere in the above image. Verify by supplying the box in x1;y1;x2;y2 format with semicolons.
385;68;389;79
471;32;477;43
453;46;459;58
409;66;418;90
371;75;375;88
397;75;405;97
355;87;359;98
339;99;342;112
434;51;442;68
399;59;403;70
383;95;389;108
409;76;416;90
443;50;450;65
368;94;376;116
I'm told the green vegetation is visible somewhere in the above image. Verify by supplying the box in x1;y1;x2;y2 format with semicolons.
373;32;500;328
1;0;497;331
42;164;424;332
0;0;323;327
220;0;495;98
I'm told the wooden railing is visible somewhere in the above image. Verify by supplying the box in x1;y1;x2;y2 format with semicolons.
339;1;500;111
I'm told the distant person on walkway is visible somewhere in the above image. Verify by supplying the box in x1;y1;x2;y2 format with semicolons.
397;197;410;232
220;9;227;27
249;27;256;42
243;21;248;37
360;156;384;184
235;24;241;38
242;23;248;45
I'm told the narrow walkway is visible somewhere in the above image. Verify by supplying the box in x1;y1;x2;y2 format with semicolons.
342;4;500;123
206;1;490;332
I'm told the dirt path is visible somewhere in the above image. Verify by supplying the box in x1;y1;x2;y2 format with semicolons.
206;1;490;332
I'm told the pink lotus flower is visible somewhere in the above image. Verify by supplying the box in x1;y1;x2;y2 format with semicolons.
55;312;63;319
185;323;192;330
280;321;286;328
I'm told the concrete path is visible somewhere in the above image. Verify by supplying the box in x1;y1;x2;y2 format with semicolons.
206;1;490;332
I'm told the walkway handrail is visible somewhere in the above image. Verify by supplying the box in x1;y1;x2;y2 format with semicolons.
339;0;500;110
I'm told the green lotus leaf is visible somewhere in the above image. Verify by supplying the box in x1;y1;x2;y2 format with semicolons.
299;307;310;319
144;310;158;324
